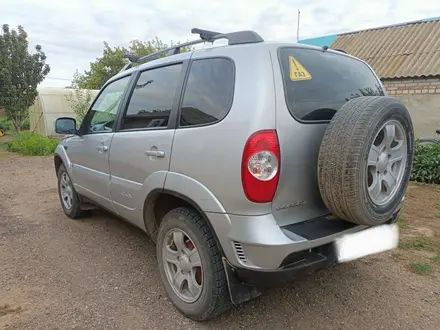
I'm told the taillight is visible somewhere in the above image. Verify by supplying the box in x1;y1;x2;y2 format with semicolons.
241;129;280;203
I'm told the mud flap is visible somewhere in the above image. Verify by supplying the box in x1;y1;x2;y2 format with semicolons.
222;258;261;305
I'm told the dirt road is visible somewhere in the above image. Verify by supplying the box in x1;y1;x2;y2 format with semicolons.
1;155;439;329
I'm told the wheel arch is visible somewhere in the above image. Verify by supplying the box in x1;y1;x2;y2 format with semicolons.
54;153;63;174
143;188;227;257
54;144;72;175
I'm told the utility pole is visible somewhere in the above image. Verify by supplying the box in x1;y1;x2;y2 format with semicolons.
297;9;300;42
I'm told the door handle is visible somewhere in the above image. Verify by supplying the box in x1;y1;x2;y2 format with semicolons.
97;145;109;152
145;150;165;158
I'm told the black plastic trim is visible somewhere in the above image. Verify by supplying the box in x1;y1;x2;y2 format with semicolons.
282;216;357;240
233;243;337;288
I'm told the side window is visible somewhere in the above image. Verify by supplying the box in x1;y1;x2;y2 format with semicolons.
84;75;131;134
121;63;183;130
179;58;234;127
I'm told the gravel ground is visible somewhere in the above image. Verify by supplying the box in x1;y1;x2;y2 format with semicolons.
1;155;439;329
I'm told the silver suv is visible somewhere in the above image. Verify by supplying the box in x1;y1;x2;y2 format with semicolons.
54;28;414;321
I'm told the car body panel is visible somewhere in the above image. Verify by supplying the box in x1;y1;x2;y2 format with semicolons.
109;130;175;228
64;133;116;212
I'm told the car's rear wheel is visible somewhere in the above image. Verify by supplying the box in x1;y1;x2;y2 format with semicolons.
317;96;414;226
156;207;230;321
57;164;86;219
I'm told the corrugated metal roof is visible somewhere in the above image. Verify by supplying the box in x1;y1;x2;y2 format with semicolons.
331;20;440;79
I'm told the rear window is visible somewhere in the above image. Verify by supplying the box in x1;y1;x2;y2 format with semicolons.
279;47;384;121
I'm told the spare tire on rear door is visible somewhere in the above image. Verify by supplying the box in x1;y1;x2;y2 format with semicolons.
317;96;414;226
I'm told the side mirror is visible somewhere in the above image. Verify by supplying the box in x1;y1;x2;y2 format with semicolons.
55;117;77;135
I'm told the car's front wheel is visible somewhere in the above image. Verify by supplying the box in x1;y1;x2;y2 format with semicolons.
156;207;231;321
57;163;86;219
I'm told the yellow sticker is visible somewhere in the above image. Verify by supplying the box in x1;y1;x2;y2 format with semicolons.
289;56;312;81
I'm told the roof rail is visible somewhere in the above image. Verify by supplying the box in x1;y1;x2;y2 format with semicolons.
333;48;348;54
119;27;264;72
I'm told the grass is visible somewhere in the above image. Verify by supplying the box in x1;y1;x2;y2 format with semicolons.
0;140;7;151
0;138;11;159
397;198;440;275
397;214;409;229
409;263;432;275
398;236;440;252
6;132;59;156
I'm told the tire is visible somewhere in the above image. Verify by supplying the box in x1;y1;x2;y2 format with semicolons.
156;207;231;321
57;164;86;219
317;96;414;226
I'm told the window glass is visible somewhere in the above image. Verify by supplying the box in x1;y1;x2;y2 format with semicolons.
121;64;183;130
279;47;384;121
85;75;131;133
180;58;234;127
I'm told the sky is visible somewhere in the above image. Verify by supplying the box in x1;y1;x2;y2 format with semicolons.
1;0;439;88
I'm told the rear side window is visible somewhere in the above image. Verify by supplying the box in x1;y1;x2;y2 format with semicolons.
179;58;234;127
279;47;384;121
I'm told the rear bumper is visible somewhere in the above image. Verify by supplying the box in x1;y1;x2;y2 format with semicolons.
206;200;402;272
232;243;337;287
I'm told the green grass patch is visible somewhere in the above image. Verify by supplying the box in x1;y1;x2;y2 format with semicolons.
0;141;7;152
409;263;432;275
431;255;440;263
398;236;440;252
7;132;59;156
397;214;409;229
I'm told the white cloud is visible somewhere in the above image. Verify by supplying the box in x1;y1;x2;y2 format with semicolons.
1;0;439;87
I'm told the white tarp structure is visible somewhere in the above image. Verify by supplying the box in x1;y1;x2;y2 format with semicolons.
29;87;99;137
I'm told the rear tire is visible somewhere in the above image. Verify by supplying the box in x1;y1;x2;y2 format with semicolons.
317;96;414;226
156;207;231;321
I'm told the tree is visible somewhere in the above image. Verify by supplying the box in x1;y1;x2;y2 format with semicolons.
75;38;193;90
0;24;50;133
65;70;93;125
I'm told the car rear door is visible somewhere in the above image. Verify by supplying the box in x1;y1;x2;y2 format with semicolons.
108;59;189;228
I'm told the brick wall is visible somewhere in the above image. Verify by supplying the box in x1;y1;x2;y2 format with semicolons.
383;77;440;95
381;77;440;138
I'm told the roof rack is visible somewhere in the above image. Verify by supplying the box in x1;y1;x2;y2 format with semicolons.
119;28;264;72
333;48;348;54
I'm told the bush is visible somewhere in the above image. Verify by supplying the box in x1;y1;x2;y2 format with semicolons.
7;132;59;156
22;117;30;130
410;140;440;184
0;116;12;131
